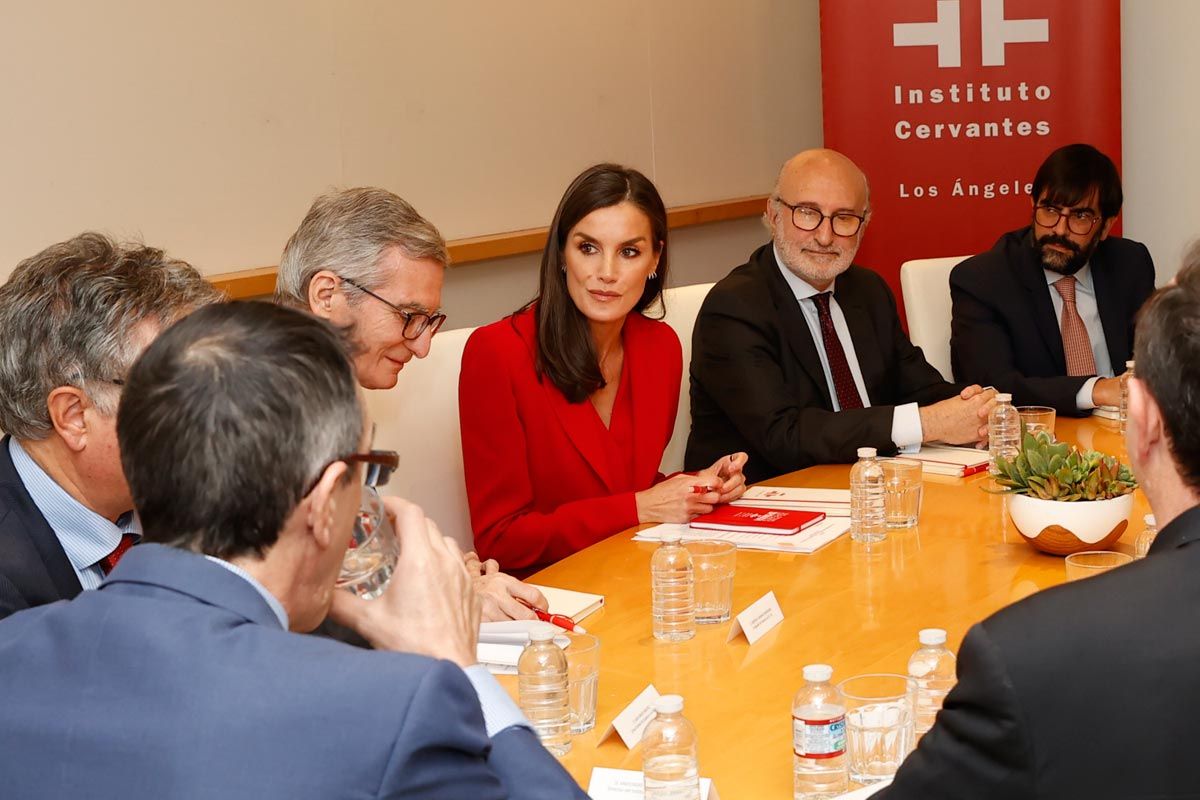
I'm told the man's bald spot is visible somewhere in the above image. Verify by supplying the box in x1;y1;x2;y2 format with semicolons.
773;148;871;212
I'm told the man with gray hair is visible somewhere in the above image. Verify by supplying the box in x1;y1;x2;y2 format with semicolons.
277;188;548;622
0;233;221;619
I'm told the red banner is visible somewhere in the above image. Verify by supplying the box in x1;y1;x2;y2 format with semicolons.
820;0;1122;323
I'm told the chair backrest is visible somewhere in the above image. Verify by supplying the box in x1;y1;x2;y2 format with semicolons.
658;282;715;473
361;325;476;549
899;256;971;382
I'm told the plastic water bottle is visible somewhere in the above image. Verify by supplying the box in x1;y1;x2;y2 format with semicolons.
1120;360;1135;435
517;623;571;755
907;628;957;738
651;534;696;641
1135;514;1158;559
642;695;700;799
850;447;886;543
792;664;848;799
988;393;1021;474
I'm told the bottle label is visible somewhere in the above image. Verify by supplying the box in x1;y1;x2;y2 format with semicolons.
792;714;846;759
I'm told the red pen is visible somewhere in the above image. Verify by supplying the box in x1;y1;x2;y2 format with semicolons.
522;601;586;634
691;484;714;494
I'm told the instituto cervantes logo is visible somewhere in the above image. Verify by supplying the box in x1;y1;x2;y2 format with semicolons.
893;0;1049;67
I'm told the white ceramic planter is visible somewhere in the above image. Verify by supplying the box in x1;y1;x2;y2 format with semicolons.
1008;493;1134;556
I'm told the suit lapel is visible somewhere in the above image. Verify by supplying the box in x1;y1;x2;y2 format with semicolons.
516;312;621;493
757;248;833;408
1013;232;1067;372
834;276;883;405
625;316;665;483
1090;247;1128;369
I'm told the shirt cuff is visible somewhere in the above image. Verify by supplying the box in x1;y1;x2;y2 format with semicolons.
1076;377;1100;411
462;663;533;738
892;402;923;453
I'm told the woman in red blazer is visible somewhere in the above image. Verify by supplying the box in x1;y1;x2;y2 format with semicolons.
459;164;748;575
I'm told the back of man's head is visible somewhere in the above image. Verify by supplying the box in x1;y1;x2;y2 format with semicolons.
117;301;363;560
275;187;448;309
0;232;221;440
1134;248;1200;491
1032;143;1123;220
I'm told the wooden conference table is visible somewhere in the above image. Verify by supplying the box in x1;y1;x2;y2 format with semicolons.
502;417;1151;796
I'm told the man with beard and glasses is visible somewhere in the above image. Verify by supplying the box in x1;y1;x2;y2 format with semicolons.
950;144;1156;415
686;149;994;483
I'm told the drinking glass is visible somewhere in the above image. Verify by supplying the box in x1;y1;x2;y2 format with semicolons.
1017;406;1056;439
336;485;398;599
1064;550;1132;581
564;632;600;734
838;674;917;784
685;540;737;624
880;459;922;529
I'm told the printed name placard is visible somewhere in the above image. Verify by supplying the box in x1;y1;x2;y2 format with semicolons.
587;767;719;799
598;684;661;749
726;590;784;644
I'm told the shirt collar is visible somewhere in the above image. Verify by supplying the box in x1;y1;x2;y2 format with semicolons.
1045;261;1094;292
202;556;290;630
774;243;835;301
8;438;140;574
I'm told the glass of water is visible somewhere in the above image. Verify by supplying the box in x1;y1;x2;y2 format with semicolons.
336;485;398;599
838;673;917;784
564;632;600;734
1017;406;1056;439
685;540;737;623
880;458;922;529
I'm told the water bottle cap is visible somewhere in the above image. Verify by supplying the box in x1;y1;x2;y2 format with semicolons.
529;623;557;642
654;694;684;714
918;628;947;646
1144;514;1156;527
857;447;877;458
996;393;1012;403
802;664;833;682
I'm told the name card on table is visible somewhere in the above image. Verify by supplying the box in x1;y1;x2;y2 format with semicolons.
598;684;661;749
726;590;784;644
587;767;719;799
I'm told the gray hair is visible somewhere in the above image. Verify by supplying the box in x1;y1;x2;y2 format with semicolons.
118;301;363;560
0;233;223;440
275;187;449;309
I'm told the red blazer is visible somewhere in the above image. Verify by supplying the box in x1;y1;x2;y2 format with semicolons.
459;306;681;574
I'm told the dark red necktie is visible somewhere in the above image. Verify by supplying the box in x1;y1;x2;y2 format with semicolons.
100;533;137;576
812;292;864;410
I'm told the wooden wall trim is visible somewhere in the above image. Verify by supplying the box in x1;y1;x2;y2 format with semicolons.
209;194;768;299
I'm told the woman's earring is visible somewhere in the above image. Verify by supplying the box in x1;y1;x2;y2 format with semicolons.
648;271;658;280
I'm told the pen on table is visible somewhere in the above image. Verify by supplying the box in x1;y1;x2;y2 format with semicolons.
521;601;586;634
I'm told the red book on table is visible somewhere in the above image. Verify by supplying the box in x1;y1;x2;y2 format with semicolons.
689;505;826;535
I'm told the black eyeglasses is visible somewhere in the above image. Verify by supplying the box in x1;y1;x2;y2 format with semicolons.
1034;204;1101;236
339;276;446;340
774;198;865;237
343;450;400;487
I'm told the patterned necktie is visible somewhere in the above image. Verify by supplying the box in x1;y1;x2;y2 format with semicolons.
100;533;137;576
1053;276;1097;377
812;292;864;410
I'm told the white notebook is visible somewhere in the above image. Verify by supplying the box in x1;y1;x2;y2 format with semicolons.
528;584;605;623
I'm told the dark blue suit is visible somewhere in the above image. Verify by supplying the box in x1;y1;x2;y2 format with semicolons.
0;544;587;799
0;435;81;619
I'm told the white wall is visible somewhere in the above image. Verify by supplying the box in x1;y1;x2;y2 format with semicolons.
1122;0;1200;280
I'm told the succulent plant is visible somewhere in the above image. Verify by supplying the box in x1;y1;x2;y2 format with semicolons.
991;431;1137;501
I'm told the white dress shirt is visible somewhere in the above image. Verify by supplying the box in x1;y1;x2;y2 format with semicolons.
1045;263;1113;410
774;247;924;450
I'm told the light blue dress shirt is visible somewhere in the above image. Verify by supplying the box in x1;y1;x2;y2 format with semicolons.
203;556;290;629
1045;263;1112;410
8;438;140;590
774;247;924;450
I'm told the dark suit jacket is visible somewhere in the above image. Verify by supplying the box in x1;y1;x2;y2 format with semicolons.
0;435;81;620
0;544;587;800
686;243;958;483
460;307;680;574
879;504;1200;799
950;226;1155;415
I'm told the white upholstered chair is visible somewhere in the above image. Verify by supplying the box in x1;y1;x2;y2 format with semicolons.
899;256;971;383
361;325;476;549
658;282;715;473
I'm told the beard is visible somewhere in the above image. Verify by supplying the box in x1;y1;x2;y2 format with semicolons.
1034;232;1101;276
774;231;857;288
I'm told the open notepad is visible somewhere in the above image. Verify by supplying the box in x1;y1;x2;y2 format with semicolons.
475;585;604;674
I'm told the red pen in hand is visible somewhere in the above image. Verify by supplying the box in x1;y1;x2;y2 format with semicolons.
691;484;714;494
521;601;586;634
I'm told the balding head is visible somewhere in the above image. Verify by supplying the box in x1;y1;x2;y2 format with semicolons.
767;148;872;291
